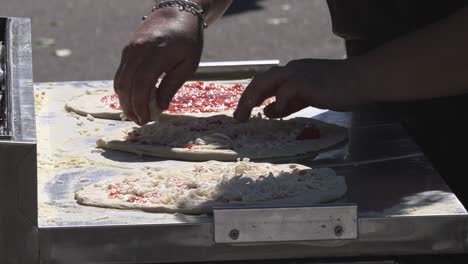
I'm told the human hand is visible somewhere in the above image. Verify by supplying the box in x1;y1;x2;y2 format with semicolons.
114;8;203;125
234;59;365;121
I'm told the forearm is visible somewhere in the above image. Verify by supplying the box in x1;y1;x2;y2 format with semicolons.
193;0;232;25
357;6;468;103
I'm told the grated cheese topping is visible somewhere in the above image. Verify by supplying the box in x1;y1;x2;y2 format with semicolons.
124;114;305;152
104;159;339;208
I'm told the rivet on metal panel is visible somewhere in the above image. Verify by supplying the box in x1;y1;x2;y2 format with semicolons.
334;225;343;237
229;229;240;240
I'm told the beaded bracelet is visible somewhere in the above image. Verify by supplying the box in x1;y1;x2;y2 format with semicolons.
142;0;208;29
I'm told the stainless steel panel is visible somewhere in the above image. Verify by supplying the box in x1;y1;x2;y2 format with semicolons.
38;214;468;263
0;17;37;264
213;205;358;243
6;17;35;142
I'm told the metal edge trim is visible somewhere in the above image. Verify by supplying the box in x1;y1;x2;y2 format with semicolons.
6;17;35;143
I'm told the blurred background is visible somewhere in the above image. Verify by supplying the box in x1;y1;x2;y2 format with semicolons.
1;0;345;82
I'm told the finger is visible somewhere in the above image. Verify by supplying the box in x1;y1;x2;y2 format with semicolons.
157;59;198;110
113;46;130;93
116;61;140;123
115;45;149;123
263;81;307;118
131;60;163;125
274;80;299;113
114;47;139;121
234;66;290;122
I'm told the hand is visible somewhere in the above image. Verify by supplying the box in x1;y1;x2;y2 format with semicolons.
114;8;203;125
234;59;365;121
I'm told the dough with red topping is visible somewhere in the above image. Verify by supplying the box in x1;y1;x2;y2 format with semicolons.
96;114;347;161
75;159;347;214
65;82;272;120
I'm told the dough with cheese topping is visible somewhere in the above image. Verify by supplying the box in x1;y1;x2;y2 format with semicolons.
75;160;347;214
96;114;347;161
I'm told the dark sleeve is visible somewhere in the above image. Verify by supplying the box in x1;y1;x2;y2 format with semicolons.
327;0;468;56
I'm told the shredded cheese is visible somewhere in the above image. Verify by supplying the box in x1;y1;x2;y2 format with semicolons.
103;160;338;208
124;115;307;152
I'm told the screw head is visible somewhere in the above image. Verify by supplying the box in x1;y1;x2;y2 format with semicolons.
334;225;343;237
229;229;240;240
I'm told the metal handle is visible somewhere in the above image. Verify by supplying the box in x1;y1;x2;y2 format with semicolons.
192;60;280;80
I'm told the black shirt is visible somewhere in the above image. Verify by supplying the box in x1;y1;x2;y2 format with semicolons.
324;1;468;121
325;1;468;204
327;0;468;55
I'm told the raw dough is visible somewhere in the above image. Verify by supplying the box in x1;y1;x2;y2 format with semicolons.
75;159;347;214
65;89;122;120
65;87;265;121
96;114;348;161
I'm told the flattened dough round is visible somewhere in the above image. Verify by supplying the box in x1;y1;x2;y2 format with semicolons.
75;161;347;214
65;88;264;120
96;114;348;161
65;89;122;120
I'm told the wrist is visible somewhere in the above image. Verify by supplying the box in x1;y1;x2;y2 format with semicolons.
144;1;208;28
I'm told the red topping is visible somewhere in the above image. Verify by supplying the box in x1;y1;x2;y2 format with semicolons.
100;93;121;110
296;125;321;140
185;144;194;149
109;188;120;198
107;177;188;204
108;182;162;203
100;81;274;113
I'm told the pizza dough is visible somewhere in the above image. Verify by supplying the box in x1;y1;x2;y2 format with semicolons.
65;89;123;120
75;159;347;214
96;114;347;161
65;82;269;120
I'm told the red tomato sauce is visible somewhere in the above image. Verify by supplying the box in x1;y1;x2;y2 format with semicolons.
101;81;272;113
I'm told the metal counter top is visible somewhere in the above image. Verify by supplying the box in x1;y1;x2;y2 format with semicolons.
32;80;468;263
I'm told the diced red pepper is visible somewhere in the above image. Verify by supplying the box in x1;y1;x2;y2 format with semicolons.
100;82;274;114
100;93;122;110
185;144;194;149
109;188;120;198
